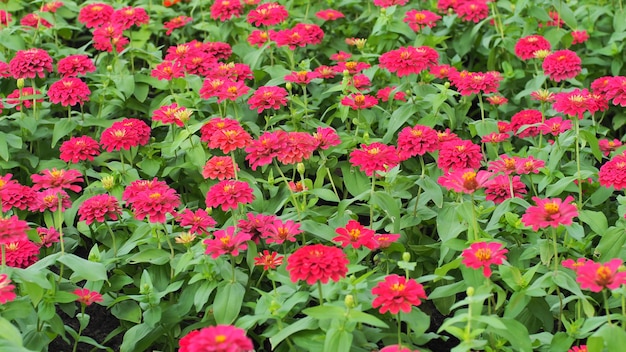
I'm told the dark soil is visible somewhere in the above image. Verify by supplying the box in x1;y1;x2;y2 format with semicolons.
48;303;123;352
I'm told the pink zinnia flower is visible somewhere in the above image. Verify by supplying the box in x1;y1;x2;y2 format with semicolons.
248;86;288;113
78;3;113;28
20;13;52;28
247;2;288;26
438;168;491;194
575;258;626;292
599;139;622;156
178;209;216;235
57;55;96;78
605;76;626;107
36;227;60;247
515;156;545;174
0;215;29;245
111;6;149;30
245;131;288;170
350;142;400;176
437;139;483;172
449;70;502;96
92;23;129;53
404;9;441;31
205;180;255;211
455;1;489;23
396;125;439;160
152;103;192;127
539;116;572;136
254;250;284;270
78;194;122;225
0;274;16;304
73;288;103;306
379;46;439;77
100;118;151;152
542;50;582;82
48;77;91;107
461;241;508;278
371;274;427;314
599;153;626;189
286;244;349;285
31;168;83;193
333;219;379;250
129;186;180;223
263;219;302;245
203;226;251;258
163;16;192;35
210;0;243;21
553;89;592;119
202;156;239;180
6;87;43;110
515;35;551;60
571;30;589;45
276;132;318;165
9;48;53;79
373;0;408;8
521;196;578;231
313;127;341;150
316;9;344;21
510;109;543;138
5;240;40;268
179;325;254;352
485;175;527;204
341;93;378;109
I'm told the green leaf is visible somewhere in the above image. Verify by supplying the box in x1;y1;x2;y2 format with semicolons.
382;103;420;143
324;328;353;352
591;324;626;352
213;281;245;325
579;130;603;162
477;315;533;351
120;323;153;352
579;210;608;235
304;305;346;320
51;118;78;148
371;191;401;233
116;74;135;99
57;254;107;282
270;316;318;349
0;317;24;347
137;158;161;178
112;300;142;324
417;176;443;208
310;188;339;203
596;226;626;261
127;248;170;265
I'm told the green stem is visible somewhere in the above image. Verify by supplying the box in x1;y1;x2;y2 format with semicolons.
478;92;485;121
397;312;402;347
72;304;86;352
470;193;480;242
103;221;117;258
604;289;612;325
574;118;583;208
370;175;376;228
317;281;324;305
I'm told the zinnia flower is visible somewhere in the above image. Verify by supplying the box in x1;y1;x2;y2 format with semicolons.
571;30;589;45
205;180;255;212
521;196;578;231
254;250;284;270
32;189;72;212
542;50;582;82
461;241;508;278
455;1;489;23
37;227;60;247
48;77;91;107
438;168;491;194
57;55;96;78
203;226;251;258
78;194;122;225
247;2;288;26
349;142;400;176
210;0;243;21
515;35;551;60
248;86;288;113
0;215;29;245
73;288;103;306
59;135;101;163
129;186;180;223
404;9;441;31
202;156;239;180
574;258;626;292
333;219;379;250
5;240;40;268
245;131;288;170
371;274;427;314
31;168;83;193
163;15;192;35
341;93;378;109
178;209;217;235
599;139;622;156
78;3;113;28
396;125;439;160
111;6;149;30
179;325;254;352
0;274;16;304
9;48;53;79
6;87;43;110
485;175;527;204
379;46;439;77
539;116;572;136
286;244;349;285
437;139;483;172
263;219;302;245
598;153;626;189
510;109;543;138
100;118;151;152
316;9;344;21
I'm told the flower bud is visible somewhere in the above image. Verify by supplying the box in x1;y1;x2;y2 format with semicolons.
466;286;475;297
16;78;24;89
101;175;115;190
402;252;411;262
344;294;355;309
285;82;292;91
296;163;305;175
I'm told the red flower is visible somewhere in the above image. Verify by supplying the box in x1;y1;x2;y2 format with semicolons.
575;258;626;292
0;215;29;245
152;103;192;127
571;30;589;44
377;86;407;102
41;2;64;12
553;89;592;119
100;118;150;152
1;181;36;212
0;274;16;304
455;1;489;23
397;125;439;160
510;109;543;138
20;13;52;28
5;240;39;268
372;274;427;314
449;70;502;96
179;325;254;352
36;227;60;247
515;156;545;174
542;50;582;82
123;178;169;203
379;46;439;77
9;48;53;79
247;2;288;26
568;346;588;352
178;209;216;235
78;3;113;28
205;180;255;211
163;16;192;35
216;80;250;103
57;55;96;78
203;226;251;259
333;219;379;250
200;118;252;154
31;168;83;193
313;127;341;150
151;60;185;81
0;10;11;27
605;76;626;106
485;174;527;204
111;6;149;30
48;77;91;107
59;135;101;163
129;186;180;223
521;196;578;231
284;70;319;85
404;9;441;31
247;29;273;47
73;288;103;306
341;93;378;109
248;86;288;113
481;132;510;144
437;139;483;172
539;116;572;136
210;0;243;21
202;156;239;180
316;9;344;21
238;213;277;243
429;64;456;79
461;242;508;277
350;142;400;176
438;168;492;194
599;153;626;189
286;244;349;285
78;194;122;225
263;219;302;245
245;131;287;170
276;132;318;165
92;23;129;53
6;87;43;110
373;0;408;7
32;189;72;212
254;250;284;270
599;139;622;156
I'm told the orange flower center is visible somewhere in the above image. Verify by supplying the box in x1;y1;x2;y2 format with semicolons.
411;129;423;137
223;184;235;193
390;283;405;292
348;229;361;240
220;236;231;245
149;192;162;200
345;62;357;70
215;334;227;343
595;266;612;286
50;169;64;178
368;147;380;155
544;202;560;214
462;171;478;189
475;248;492;261
43;195;56;203
354;95;365;105
414;13;426;21
455;145;465;152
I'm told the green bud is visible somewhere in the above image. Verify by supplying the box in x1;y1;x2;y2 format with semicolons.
296;162;305;175
285;82;292;91
102;175;115;190
402;252;411;262
466;286;475;297
16;78;24;89
344;295;355;309
444;82;450;89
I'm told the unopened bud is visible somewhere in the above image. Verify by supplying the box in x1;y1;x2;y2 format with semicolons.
296;162;305;175
344;295;355;309
16;78;24;89
402;252;411;262
443;82;450;89
467;286;475;297
102;175;115;190
285;82;292;91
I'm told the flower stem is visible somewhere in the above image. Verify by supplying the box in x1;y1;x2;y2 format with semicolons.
603;289;612;325
103;221;117;258
574;118;583;208
317;281;324;305
370;175;376;228
397;312;402;347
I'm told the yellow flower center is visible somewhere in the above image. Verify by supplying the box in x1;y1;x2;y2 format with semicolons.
414;13;426;21
390;283;405;292
544;202;560;214
475;248;492;261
